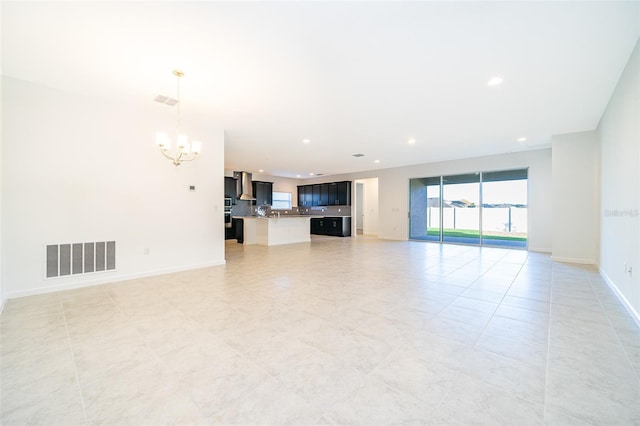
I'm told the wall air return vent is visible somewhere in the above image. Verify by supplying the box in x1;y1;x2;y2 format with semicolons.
45;241;115;278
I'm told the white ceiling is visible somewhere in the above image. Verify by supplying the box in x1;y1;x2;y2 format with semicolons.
2;1;639;179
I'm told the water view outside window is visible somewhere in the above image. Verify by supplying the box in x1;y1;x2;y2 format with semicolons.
409;169;528;248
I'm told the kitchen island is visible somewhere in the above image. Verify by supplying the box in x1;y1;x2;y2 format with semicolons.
239;215;311;246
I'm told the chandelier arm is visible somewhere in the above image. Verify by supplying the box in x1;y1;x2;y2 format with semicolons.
178;154;199;162
160;149;177;161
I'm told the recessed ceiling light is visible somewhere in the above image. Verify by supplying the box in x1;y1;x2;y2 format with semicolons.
487;76;503;86
374;160;380;163
309;173;315;176
258;169;264;173
302;139;311;144
408;138;416;145
517;137;527;142
296;174;301;178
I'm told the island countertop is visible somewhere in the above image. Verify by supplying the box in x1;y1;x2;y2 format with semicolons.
239;215;311;246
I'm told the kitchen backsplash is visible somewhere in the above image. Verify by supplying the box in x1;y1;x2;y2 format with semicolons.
292;205;351;217
230;200;254;216
231;201;351;217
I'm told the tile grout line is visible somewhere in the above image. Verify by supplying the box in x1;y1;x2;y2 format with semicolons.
61;301;89;426
467;249;525;348
541;261;555;424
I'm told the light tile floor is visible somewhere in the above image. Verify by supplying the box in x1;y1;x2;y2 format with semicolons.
1;237;639;425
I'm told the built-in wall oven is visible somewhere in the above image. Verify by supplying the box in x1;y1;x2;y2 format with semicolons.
224;198;232;228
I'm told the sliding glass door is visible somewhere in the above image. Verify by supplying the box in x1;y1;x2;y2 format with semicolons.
409;169;528;248
481;170;528;248
442;173;481;245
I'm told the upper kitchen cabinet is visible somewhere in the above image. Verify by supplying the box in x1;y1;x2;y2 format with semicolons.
224;176;237;204
336;181;351;205
297;185;312;207
312;184;321;206
327;183;338;205
252;181;273;206
320;184;329;206
297;181;351;206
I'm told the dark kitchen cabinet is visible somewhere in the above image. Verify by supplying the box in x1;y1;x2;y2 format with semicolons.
310;217;323;234
297;185;313;207
298;181;352;207
252;181;273;206
312;185;321;206
234;218;244;243
320;184;329;206
225;226;236;240
336;181;351;206
224;177;237;204
327;183;338;205
310;216;351;237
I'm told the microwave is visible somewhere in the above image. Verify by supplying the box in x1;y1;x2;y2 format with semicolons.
224;198;232;208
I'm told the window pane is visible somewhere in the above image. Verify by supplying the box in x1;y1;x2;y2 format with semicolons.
272;191;291;209
481;176;528;248
442;174;480;244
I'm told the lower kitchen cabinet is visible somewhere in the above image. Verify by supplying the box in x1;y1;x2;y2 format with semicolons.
230;218;244;243
225;226;236;240
310;217;351;237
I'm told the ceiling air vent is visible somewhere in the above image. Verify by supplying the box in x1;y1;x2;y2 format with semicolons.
352;153;365;157
154;95;178;106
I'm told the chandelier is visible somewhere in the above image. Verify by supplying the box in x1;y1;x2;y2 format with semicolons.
155;70;202;166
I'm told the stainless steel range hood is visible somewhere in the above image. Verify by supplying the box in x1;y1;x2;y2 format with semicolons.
233;171;256;201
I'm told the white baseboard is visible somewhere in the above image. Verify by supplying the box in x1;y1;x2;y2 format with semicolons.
551;256;595;265
528;247;552;254
600;269;640;328
0;297;6;315
6;259;226;300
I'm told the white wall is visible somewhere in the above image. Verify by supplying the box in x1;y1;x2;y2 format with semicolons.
0;64;4;310
551;131;599;264
1;77;226;298
355;183;364;230
362;178;379;236
597;40;640;318
307;148;553;252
